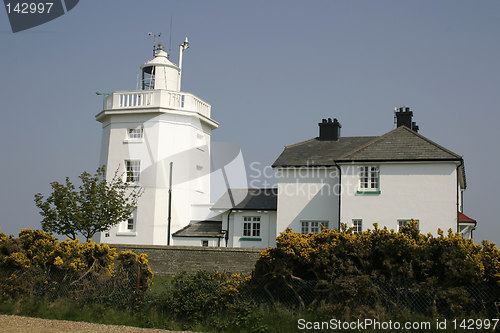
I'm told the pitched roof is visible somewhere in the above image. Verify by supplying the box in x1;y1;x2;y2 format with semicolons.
272;137;376;167
339;126;462;161
273;126;462;167
172;220;223;238
211;188;277;211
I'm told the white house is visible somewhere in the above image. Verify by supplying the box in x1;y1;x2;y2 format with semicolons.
272;108;476;240
95;41;219;245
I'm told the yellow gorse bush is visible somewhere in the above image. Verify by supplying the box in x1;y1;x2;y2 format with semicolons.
255;220;500;286
0;229;153;301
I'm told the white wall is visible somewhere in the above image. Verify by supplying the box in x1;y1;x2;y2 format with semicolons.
221;210;277;248
340;162;459;235
98;110;215;246
276;168;339;234
172;237;222;247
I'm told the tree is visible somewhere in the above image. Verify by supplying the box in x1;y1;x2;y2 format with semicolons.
34;167;143;241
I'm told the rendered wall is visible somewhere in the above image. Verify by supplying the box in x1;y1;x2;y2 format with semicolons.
276;168;340;233
340;162;459;235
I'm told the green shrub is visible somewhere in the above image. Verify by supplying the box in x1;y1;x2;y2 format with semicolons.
163;271;248;319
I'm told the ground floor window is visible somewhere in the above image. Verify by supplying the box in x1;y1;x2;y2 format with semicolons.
353;219;362;234
127;218;135;231
301;221;329;234
398;219;419;230
243;216;260;237
202;240;209;247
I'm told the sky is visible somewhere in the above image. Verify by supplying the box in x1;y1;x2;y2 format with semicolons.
0;0;499;244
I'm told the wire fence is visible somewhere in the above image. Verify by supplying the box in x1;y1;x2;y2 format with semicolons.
0;264;147;308
236;278;500;318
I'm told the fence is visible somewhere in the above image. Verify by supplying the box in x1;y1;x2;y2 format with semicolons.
236;278;500;319
0;264;148;308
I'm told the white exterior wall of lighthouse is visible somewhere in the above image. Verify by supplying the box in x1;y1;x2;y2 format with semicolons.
98;110;214;245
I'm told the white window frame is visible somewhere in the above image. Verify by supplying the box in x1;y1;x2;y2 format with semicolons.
243;216;261;237
125;160;140;183
127;127;144;141
353;219;362;234
359;166;380;191
301;221;329;234
398;219;419;231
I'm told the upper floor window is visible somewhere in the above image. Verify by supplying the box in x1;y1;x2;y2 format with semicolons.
243;216;260;237
353;219;362;234
359;166;379;190
301;221;329;234
127;128;143;140
125;160;140;183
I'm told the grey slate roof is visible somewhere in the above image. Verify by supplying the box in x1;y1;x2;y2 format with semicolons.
340;126;462;161
211;188;278;211
172;220;223;238
272;136;376;167
273;126;462;167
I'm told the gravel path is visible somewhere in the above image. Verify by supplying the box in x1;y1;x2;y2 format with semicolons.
0;314;194;333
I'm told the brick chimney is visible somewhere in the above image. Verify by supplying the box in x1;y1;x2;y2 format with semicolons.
318;118;341;141
395;107;419;132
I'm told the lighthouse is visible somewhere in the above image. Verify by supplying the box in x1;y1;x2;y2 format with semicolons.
95;40;219;245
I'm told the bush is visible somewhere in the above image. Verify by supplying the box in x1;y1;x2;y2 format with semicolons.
252;222;500;318
0;229;153;306
163;271;249;319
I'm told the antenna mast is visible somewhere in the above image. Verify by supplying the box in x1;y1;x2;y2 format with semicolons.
168;16;173;59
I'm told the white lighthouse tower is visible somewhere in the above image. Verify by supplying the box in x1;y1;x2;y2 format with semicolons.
95;39;219;245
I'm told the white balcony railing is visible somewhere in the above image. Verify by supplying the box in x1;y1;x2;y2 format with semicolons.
104;90;211;118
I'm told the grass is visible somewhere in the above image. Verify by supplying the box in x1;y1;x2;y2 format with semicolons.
0;275;495;333
0;298;493;333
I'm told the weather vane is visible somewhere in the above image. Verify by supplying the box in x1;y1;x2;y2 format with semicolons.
148;32;162;56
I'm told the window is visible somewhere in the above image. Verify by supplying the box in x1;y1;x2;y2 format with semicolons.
301;221;329;234
125;160;140;183
127;218;135;231
127;128;143;140
398;219;419;230
243;216;260;237
142;66;155;90
359;166;379;190
202;240;209;247
353;219;362;234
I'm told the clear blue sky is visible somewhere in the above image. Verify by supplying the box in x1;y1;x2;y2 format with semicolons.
1;0;499;244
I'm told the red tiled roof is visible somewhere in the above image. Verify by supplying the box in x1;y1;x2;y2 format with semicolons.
459;212;476;223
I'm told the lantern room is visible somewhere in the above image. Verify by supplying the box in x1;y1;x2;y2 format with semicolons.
140;45;180;91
